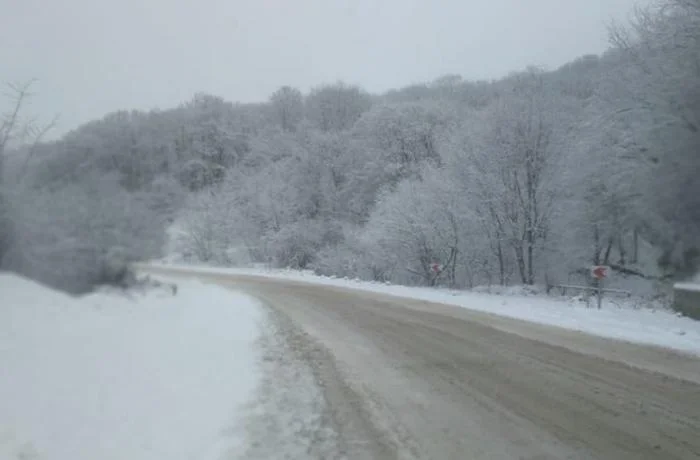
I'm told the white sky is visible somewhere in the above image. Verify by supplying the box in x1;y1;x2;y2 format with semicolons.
1;0;645;135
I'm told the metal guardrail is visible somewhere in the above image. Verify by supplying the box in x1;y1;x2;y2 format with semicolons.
549;284;632;309
550;284;632;297
550;284;632;296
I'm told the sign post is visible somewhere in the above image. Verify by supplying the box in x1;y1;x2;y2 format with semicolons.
429;262;444;286
590;265;610;309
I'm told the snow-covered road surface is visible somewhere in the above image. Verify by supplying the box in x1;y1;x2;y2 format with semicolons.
0;274;262;460
142;262;700;356
142;265;700;460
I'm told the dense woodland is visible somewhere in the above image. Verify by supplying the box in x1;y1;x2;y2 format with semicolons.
1;0;698;294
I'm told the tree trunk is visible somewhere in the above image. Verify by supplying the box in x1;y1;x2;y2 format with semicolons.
525;144;537;285
514;243;527;284
603;237;614;265
593;224;601;265
526;239;535;285
632;228;639;264
485;205;507;286
0;191;8;268
497;240;506;286
618;233;626;266
449;247;458;287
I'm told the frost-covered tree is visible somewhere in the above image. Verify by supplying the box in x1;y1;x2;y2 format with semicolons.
556;101;652;277
609;0;700;276
362;166;484;287
352;102;448;184
305;82;372;132
448;70;564;285
269;86;304;132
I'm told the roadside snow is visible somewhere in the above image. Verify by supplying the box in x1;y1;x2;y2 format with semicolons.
142;263;700;356
675;282;700;292
0;273;262;460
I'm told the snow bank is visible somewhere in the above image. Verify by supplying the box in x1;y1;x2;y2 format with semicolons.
0;273;262;460
143;263;700;356
675;282;700;292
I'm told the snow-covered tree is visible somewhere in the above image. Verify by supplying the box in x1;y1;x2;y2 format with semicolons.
609;0;700;276
305;82;372;132
362;165;484;287
352;102;449;184
269;86;304;132
447;70;565;285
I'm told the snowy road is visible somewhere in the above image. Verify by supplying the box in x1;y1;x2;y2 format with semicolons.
143;267;700;460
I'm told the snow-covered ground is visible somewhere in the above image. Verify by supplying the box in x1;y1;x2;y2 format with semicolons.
0;273;262;460
143;262;700;356
675;281;700;292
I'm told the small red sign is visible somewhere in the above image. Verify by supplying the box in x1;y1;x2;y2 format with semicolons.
591;265;610;279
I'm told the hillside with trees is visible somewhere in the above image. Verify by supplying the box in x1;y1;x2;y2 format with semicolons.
1;0;698;295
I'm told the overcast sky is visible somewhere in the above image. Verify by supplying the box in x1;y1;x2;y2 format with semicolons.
2;0;644;136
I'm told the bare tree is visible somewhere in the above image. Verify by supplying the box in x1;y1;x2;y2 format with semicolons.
1;80;57;265
1;81;57;175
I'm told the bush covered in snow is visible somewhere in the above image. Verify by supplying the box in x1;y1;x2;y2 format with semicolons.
1;175;168;293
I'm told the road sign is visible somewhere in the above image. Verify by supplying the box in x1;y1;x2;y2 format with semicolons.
590;265;611;309
430;263;443;274
591;265;610;280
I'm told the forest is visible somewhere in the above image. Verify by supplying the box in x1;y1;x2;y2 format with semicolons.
1;0;698;295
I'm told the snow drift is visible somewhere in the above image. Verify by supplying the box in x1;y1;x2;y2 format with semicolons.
0;273;262;460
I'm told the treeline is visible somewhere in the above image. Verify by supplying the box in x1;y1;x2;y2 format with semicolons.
1;0;698;293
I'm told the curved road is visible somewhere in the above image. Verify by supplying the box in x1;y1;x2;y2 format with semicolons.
143;267;700;460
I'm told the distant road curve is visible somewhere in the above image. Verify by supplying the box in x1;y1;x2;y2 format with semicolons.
140;265;700;460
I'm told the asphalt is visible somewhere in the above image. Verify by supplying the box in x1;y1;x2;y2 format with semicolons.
141;267;700;460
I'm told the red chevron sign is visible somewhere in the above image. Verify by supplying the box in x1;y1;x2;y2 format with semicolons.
591;265;610;280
